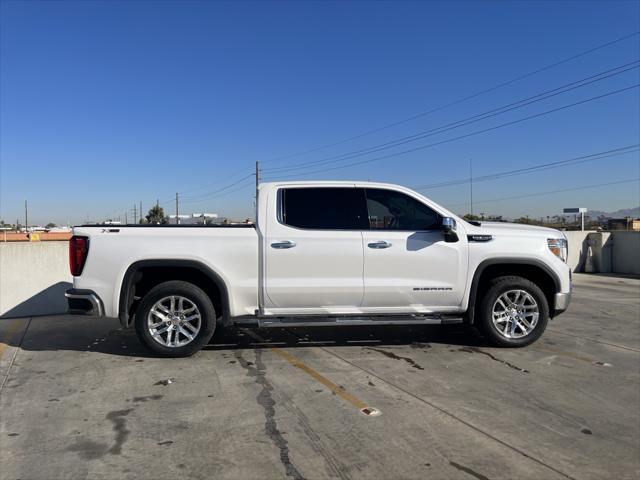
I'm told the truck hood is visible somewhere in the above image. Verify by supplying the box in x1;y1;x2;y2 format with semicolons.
466;221;564;238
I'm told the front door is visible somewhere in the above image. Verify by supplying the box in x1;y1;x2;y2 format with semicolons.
263;185;368;313
360;187;467;312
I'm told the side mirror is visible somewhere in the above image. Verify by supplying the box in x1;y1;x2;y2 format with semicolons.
442;217;456;232
441;217;459;243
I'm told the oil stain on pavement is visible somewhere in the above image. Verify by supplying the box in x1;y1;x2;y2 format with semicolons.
363;347;425;370
458;347;529;373
235;349;305;480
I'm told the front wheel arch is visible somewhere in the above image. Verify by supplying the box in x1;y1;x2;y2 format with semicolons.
465;259;559;324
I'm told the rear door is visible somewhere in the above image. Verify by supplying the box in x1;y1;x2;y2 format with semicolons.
263;186;368;313
361;187;468;311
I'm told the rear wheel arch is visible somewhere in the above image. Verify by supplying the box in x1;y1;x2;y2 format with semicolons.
118;260;231;328
466;258;560;324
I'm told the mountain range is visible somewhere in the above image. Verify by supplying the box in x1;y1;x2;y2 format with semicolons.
581;207;640;219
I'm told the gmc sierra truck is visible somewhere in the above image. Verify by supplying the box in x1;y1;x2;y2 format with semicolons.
66;181;571;357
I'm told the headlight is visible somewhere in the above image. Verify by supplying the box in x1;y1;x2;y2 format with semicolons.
547;238;568;262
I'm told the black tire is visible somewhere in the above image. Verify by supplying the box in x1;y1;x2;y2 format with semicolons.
477;275;549;348
135;280;216;357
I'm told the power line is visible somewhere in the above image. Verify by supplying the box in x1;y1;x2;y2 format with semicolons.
141;33;640;216
445;178;640;208
154;172;255;210
180;177;255;205
262;83;640;180
155;33;640;207
172;166;254;197
413;145;640;190
260;31;640;165
180;173;255;201
154;167;254;208
262;61;639;174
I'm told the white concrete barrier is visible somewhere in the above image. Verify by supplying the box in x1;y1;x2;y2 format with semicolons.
611;231;640;275
564;231;592;272
564;231;640;274
0;241;72;317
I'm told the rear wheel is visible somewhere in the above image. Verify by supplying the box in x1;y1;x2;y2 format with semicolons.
477;275;549;347
135;280;216;357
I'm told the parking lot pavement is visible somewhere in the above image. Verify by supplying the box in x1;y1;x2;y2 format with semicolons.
1;274;639;480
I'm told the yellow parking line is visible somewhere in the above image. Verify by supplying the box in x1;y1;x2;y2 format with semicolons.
242;329;378;415
0;319;26;359
272;347;369;410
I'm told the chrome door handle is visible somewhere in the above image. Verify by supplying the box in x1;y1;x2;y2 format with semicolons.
271;240;297;249
368;241;392;249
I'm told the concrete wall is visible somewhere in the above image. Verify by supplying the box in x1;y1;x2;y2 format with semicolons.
565;231;593;273
564;230;640;275
0;241;71;317
610;231;640;275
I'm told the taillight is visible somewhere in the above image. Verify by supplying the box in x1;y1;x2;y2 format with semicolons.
69;236;89;276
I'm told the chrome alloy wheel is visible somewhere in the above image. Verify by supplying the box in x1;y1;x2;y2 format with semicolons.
491;289;539;339
147;295;201;347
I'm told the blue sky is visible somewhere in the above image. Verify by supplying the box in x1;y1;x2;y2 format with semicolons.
1;0;639;225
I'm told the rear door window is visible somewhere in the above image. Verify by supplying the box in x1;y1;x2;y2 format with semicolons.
280;187;368;230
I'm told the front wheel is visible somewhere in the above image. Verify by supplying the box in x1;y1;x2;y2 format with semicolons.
477;275;549;347
135;280;216;357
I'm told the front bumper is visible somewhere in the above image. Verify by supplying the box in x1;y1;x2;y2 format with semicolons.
553;292;572;316
65;288;104;317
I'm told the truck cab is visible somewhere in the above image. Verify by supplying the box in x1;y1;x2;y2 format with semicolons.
258;182;469;315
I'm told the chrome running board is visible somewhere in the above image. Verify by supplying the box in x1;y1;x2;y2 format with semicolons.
233;315;463;328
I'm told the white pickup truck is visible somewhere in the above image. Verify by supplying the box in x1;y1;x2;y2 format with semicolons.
66;181;571;356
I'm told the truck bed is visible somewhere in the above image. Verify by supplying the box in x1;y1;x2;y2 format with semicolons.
79;224;255;228
72;225;259;318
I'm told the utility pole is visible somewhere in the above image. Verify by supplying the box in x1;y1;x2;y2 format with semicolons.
125;211;128;224
175;192;179;224
255;160;260;205
140;201;143;222
133;203;137;224
469;158;474;216
24;200;28;232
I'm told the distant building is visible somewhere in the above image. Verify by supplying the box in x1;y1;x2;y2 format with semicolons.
607;218;640;231
169;214;225;225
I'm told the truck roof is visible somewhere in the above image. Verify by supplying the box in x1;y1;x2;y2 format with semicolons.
259;180;406;189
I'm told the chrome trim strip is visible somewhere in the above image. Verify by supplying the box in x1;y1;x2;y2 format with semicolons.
65;290;104;317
